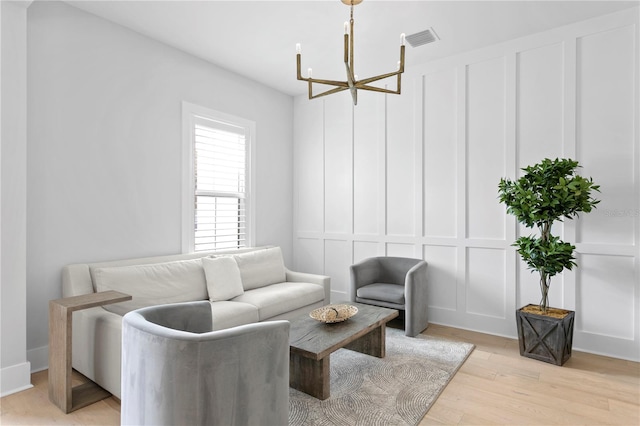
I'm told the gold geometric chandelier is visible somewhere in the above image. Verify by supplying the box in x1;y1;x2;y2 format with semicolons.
296;0;405;106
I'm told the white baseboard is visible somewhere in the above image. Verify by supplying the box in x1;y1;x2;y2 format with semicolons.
0;361;33;397
27;345;48;373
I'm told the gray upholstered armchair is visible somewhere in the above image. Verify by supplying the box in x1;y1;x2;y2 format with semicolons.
350;257;428;337
121;301;290;426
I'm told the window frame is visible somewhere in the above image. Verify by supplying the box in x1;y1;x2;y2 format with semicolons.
181;102;256;253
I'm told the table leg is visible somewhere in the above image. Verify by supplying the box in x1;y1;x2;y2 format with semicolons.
289;352;330;400
48;301;72;413
344;324;386;358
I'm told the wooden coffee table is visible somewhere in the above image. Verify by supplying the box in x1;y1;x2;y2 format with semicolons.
289;302;399;400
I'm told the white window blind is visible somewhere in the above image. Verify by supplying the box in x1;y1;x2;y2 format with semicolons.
192;118;247;252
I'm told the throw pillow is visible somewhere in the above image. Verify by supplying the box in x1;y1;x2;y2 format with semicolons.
202;256;244;301
230;246;287;290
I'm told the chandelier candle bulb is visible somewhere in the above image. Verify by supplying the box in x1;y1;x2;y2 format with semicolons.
296;43;301;54
401;33;406;46
344;21;349;34
308;68;312;78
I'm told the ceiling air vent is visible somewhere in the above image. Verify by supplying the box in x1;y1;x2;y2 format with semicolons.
405;28;439;48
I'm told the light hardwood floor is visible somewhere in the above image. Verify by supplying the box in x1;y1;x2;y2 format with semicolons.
422;325;639;425
1;324;638;425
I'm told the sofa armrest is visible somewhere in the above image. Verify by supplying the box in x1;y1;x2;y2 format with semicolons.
285;269;331;304
62;264;95;297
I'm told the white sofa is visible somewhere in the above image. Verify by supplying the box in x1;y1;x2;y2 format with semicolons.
62;246;330;399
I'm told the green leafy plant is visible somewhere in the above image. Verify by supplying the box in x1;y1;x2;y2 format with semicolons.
498;158;600;312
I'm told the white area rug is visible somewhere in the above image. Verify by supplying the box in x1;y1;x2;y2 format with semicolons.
289;327;474;426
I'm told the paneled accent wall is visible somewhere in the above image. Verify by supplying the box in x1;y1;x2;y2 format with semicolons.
293;8;639;361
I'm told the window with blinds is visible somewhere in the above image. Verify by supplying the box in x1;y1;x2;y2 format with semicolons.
182;103;253;253
193;119;247;251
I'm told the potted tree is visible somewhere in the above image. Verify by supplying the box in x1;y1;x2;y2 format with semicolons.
498;158;600;365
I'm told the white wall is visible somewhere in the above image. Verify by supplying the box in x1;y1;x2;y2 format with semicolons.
293;8;639;361
26;0;293;369
1;0;33;397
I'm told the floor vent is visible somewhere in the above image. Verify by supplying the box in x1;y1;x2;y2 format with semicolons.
406;28;439;47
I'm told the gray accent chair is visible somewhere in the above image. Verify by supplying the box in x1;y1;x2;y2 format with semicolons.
121;301;290;426
350;257;428;337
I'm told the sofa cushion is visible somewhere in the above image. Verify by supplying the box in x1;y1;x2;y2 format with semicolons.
209;301;260;331
357;283;405;305
202;257;244;302
226;247;286;291
93;259;207;315
232;281;325;320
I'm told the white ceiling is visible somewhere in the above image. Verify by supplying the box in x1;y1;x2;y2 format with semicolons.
63;0;639;96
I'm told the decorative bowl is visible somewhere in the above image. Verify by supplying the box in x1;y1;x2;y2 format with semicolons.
310;304;358;323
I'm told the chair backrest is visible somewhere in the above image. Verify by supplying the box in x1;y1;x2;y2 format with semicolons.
377;257;425;285
132;300;213;334
62;246;273;298
121;301;290;425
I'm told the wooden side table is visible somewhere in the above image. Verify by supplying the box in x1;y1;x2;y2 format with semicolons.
48;290;131;413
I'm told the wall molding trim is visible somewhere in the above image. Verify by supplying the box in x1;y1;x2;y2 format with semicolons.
293;7;639;361
26;345;48;373
0;362;33;397
1;0;31;396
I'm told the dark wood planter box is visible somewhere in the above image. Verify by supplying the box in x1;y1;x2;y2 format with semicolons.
516;304;575;366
